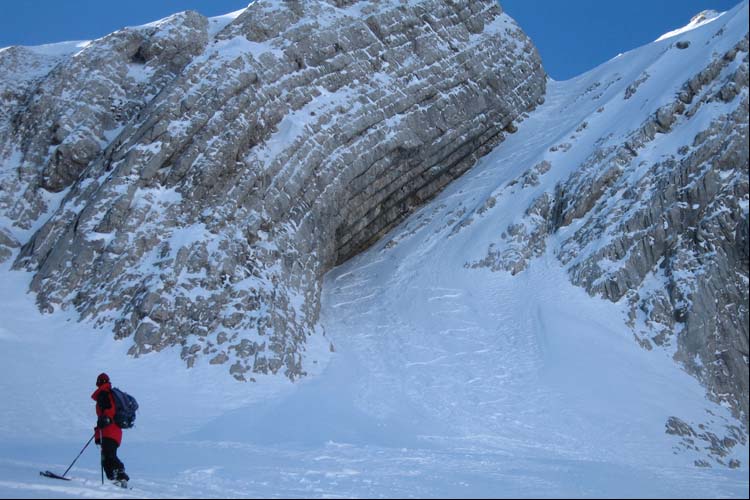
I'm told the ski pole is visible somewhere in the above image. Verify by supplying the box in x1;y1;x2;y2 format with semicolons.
62;434;95;478
97;428;104;485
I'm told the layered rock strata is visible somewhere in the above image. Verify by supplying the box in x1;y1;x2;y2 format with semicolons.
0;0;545;379
471;32;749;425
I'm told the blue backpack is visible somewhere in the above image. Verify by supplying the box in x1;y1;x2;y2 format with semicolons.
111;387;139;429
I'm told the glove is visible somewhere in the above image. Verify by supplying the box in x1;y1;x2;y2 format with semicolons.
94;427;101;445
97;416;111;429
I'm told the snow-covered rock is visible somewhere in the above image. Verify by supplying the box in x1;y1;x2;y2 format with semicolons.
0;3;749;493
467;4;749;429
0;0;545;379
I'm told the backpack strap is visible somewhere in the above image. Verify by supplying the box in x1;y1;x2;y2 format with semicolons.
96;389;112;410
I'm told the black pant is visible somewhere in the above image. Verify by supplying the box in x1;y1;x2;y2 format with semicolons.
101;438;125;480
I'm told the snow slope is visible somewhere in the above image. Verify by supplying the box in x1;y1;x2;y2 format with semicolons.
0;1;748;498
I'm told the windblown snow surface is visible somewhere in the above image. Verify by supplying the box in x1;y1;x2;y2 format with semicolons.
1;2;748;498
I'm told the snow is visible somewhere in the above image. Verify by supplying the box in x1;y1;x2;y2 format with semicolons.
0;1;749;498
19;40;91;57
211;35;285;62
656;9;724;41
207;7;251;39
257;84;361;169
125;64;155;84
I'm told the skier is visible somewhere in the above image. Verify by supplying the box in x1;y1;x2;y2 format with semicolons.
92;372;130;486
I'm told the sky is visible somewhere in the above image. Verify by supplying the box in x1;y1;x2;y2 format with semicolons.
501;0;741;79
0;0;743;80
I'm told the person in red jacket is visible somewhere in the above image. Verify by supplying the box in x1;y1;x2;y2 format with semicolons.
92;373;129;484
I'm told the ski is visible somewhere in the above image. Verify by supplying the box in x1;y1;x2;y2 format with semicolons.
40;470;71;481
41;470;132;489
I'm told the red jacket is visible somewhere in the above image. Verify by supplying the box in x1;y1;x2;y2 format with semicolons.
91;382;122;445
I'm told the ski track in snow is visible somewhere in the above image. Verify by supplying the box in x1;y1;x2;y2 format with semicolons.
1;2;749;498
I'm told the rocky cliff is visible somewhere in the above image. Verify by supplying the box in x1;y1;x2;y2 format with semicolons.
468;6;749;426
0;0;545;380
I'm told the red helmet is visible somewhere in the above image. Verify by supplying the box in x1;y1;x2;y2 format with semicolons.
96;373;110;387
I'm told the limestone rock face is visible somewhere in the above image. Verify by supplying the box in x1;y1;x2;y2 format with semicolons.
0;11;208;233
559;38;749;426
0;1;545;379
469;31;749;425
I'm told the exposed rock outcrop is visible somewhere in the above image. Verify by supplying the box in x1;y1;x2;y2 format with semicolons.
469;29;749;426
0;11;209;235
666;415;746;468
0;0;545;379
